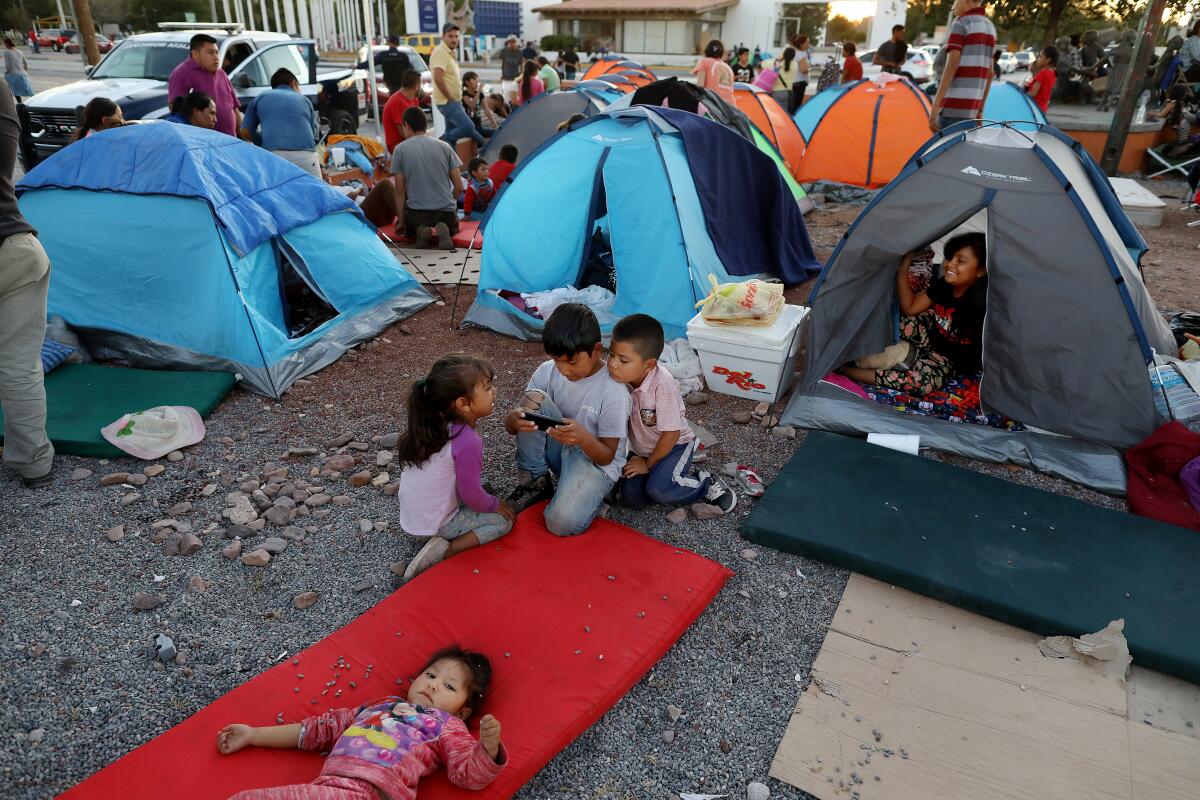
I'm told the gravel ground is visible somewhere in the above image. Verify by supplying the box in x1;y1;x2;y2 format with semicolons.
3;190;1185;797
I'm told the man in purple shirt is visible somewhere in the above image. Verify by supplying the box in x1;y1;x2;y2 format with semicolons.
167;34;241;137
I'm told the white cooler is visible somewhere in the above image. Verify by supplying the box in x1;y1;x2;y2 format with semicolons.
686;304;810;402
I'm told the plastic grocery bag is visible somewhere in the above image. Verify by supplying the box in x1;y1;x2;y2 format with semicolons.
695;275;784;327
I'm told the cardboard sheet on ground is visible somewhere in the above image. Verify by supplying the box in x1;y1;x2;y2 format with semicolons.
740;432;1200;684
770;574;1200;800
0;363;235;458
63;508;732;799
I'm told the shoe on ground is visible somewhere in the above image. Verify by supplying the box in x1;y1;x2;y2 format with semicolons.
414;226;433;249
434;222;456;251
21;470;53;489
403;536;450;581
506;473;554;513
703;475;738;515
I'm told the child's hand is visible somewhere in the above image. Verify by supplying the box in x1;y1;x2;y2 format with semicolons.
216;724;255;755
547;418;587;447
622;456;649;478
506;408;538;434
498;501;517;523
479;714;502;759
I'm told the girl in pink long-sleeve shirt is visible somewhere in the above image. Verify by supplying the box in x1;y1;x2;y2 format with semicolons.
217;646;506;799
396;354;517;581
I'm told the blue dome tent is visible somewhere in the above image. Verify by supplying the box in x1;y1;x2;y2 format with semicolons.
17;123;432;398
982;80;1047;130
463;106;821;341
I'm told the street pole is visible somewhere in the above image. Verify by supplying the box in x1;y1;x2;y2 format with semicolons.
1099;0;1168;175
70;0;100;65
361;0;382;146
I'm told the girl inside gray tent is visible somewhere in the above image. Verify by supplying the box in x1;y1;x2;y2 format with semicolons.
840;232;989;395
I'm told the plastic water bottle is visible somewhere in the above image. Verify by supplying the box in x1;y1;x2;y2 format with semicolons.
1134;90;1150;125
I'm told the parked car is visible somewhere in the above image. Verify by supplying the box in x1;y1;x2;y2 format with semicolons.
64;34;115;55
36;28;75;51
19;24;366;170
996;51;1018;73
859;46;934;84
356;44;432;116
1014;50;1035;70
402;33;438;58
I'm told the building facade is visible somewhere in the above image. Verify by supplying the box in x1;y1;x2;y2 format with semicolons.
403;0;906;56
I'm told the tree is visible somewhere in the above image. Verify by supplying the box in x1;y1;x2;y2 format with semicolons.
782;2;830;44
826;14;868;44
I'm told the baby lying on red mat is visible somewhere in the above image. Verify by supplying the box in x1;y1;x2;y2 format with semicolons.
216;646;506;799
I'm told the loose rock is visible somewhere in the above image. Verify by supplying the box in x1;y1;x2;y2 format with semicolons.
326;454;356;472
166;501;192;516
132;592;163;611
666;508;688;524
747;781;770;800
379;432;400;449
327;433;354;449
348;471;373;488
188;575;208;592
125;473;148;487
121;492;142;506
104;525;124;542
690;502;723;521
178;533;203;556
293;591;319;610
666;704;683;722
685;391;709;406
222;539;243;559
358;519;373;534
99;472;129;486
732;409;753;424
256;537;288;554
153;633;176;663
70;468;93;481
167;450;184;462
305;493;331;507
662;729;675;744
740;548;758;562
240;550;271;567
770;425;797;439
375;451;394;467
753;401;770;418
389;561;408;577
224;524;258;540
143;464;165;478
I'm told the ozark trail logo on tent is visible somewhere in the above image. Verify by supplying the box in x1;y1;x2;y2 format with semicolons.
960;164;1030;183
590;134;633;145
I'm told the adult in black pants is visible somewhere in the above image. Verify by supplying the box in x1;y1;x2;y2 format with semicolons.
789;33;811;112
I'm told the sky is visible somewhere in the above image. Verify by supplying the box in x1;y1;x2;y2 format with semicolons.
828;1;879;23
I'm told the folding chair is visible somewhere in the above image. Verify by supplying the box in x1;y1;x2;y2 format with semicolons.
1147;142;1200;179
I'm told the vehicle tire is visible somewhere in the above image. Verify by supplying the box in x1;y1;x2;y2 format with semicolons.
328;108;356;135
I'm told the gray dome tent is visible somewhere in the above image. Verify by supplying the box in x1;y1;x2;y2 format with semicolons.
784;122;1176;493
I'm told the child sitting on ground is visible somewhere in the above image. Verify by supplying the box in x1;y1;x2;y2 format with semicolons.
218;645;505;798
504;303;630;536
607;314;736;513
488;144;518;188
462;157;496;220
396;354;516;580
841;232;989;395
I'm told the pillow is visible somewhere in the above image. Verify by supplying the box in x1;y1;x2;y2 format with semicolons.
41;339;75;374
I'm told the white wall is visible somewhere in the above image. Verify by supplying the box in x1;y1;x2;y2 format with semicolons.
721;0;779;52
866;0;907;50
522;5;552;44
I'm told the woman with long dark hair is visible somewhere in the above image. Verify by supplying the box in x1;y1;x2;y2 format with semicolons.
73;97;124;141
516;59;544;106
166;92;218;129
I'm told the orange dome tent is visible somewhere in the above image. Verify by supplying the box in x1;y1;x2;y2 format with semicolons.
732;83;805;181
792;76;932;188
583;57;653;82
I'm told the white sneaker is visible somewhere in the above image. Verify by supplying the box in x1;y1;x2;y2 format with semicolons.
703;476;738;514
403;537;450;581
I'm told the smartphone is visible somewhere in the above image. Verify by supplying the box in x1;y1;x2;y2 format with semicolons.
522;410;566;431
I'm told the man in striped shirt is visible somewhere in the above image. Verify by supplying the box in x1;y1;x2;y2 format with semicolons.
929;0;996;133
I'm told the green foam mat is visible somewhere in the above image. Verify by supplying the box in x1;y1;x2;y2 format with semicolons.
0;364;236;458
741;431;1200;684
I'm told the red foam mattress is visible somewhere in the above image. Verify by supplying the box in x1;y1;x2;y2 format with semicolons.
378;219;482;250
62;508;731;798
